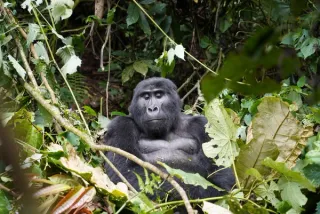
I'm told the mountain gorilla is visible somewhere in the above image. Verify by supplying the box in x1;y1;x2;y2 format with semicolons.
104;77;234;199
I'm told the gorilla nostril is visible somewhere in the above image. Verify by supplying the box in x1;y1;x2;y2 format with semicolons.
148;106;159;112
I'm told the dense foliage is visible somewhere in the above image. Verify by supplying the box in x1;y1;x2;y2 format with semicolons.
1;0;320;213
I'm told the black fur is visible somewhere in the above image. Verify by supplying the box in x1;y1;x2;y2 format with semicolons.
104;77;234;199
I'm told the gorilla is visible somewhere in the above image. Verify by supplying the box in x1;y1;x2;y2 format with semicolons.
104;77;234;200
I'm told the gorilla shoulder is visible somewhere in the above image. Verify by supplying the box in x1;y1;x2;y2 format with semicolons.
104;116;139;148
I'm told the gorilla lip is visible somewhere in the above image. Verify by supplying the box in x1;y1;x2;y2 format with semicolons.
146;119;164;122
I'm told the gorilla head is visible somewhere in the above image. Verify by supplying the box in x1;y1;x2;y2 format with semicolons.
129;78;182;137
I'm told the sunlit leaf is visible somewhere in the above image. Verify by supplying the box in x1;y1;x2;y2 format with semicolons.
174;44;185;60
167;48;175;65
133;60;148;76
263;158;315;191
202;201;232;214
33;184;71;198
34;42;50;64
61;55;81;77
50;0;74;23
160;162;223;191
8;55;26;79
279;180;307;211
203;99;239;167
27;23;40;45
122;65;135;83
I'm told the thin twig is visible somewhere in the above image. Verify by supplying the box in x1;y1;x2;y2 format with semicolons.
99;151;138;194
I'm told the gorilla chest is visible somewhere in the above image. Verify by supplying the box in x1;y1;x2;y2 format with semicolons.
137;135;200;167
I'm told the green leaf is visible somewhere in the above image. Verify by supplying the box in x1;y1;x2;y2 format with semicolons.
0;190;11;213
281;32;294;46
297;76;306;87
279;181;307;210
106;7;116;24
300;37;319;59
263;157;315;191
9;109;43;149
98;113;110;129
138;11;151;35
203;99;239;167
121;65;135;83
254;181;280;207
8;55;26;79
35;104;53;128
126;2;140;27
303;164;320;186
27;23;40;46
83;106;97;117
63;132;80;147
200;36;211;48
160;163;223;191
133;61;148;76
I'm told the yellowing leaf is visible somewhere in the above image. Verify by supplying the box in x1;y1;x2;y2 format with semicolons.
33;184;71;198
252;97;313;168
203;99;239;167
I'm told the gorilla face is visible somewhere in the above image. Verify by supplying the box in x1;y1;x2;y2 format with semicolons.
129;78;181;138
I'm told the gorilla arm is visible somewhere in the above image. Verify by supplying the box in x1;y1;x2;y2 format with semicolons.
184;115;235;191
104;116;143;183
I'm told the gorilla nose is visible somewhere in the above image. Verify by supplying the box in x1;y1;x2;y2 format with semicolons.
147;106;159;114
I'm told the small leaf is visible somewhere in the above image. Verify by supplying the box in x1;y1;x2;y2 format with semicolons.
106;7;116;24
167;48;175;65
61;55;81;77
27;23;40;46
174;44;185;60
50;0;74;23
138;11;151;35
133;61;148;76
202;201;232;214
160;162;223;191
121;65;135;83
8;55;26;79
126;2;139;27
300;38;319;59
33;184;71;198
200;36;210;48
34;42;50;64
297;76;306;87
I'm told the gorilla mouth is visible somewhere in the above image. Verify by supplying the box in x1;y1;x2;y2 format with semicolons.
147;119;164;122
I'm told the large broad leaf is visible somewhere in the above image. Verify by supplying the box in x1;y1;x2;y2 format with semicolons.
53;143;119;195
60;55;81;77
278;180;307;211
235;135;279;187
8;109;43;149
160;163;223;191
133;61;148;76
203;99;239;167
250;97;312;168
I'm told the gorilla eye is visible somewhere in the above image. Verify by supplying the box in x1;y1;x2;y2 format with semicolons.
155;92;163;98
142;93;150;100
